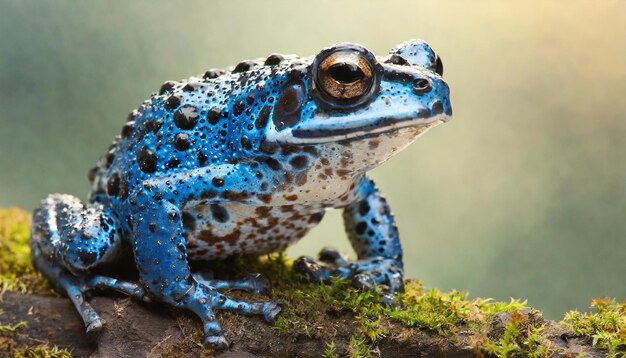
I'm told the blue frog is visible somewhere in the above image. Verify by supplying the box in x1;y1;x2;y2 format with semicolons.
30;40;451;349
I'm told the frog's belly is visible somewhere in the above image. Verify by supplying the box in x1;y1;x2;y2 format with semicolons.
182;203;325;261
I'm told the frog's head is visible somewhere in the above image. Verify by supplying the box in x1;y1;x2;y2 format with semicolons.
264;40;451;173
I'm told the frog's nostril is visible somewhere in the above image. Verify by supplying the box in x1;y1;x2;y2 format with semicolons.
412;78;432;95
431;100;444;115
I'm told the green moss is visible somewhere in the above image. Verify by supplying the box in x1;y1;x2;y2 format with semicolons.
1;207;623;357
320;278;386;341
476;310;554;358
322;341;337;358
0;321;26;333
475;297;529;316
387;283;470;334
348;336;375;358
0;319;72;358
210;255;555;357
0;208;52;296
563;298;626;357
235;256;557;357
0;209;69;356
12;345;73;358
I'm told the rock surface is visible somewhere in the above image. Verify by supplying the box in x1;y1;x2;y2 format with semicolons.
0;292;606;357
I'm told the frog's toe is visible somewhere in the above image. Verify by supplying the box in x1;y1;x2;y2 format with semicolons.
86;275;152;303
352;272;376;291
262;301;283;323
32;246;109;335
353;269;405;307
386;270;405;295
203;335;229;350
296;252;406;304
248;273;271;295
193;272;272;295
381;293;403;308
318;247;348;266
208;289;283;324
294;255;325;282
352;268;405;306
85;317;106;333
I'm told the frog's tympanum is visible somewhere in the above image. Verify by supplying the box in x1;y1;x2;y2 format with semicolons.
31;40;451;349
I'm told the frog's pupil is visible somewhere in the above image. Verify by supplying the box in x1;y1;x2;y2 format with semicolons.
328;62;364;84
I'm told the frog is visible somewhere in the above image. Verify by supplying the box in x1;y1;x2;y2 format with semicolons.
30;39;451;349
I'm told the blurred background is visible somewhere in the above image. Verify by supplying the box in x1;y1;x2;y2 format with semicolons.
1;0;624;319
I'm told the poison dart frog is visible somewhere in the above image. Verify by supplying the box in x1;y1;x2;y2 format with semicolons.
31;40;452;349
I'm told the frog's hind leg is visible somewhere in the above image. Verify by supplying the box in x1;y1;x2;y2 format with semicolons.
30;194;145;332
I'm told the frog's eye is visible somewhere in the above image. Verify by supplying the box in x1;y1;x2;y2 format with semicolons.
317;53;373;100
312;44;382;109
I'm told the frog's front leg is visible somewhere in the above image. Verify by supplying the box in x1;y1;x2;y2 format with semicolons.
130;165;282;348
295;178;404;304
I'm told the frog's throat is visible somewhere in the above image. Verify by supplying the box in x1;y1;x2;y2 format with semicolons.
278;113;448;145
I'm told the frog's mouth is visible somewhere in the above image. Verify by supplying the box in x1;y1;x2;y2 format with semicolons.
280;112;449;145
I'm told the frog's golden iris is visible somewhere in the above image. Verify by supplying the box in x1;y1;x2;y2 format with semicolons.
311;43;383;109
316;51;374;100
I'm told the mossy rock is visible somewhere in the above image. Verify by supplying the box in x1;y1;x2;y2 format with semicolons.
0;208;53;295
0;208;623;357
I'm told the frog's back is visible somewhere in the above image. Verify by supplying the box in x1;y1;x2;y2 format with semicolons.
106;75;241;180
87;55;307;206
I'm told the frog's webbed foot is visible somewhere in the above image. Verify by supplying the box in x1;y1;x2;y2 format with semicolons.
190;273;281;330
32;245;151;333
178;282;283;349
294;248;405;306
33;250;153;332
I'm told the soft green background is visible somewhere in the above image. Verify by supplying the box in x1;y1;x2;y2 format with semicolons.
1;0;624;319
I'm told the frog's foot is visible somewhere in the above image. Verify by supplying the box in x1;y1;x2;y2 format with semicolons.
193;272;271;295
294;248;405;306
181;283;283;349
34;253;153;333
31;246;106;333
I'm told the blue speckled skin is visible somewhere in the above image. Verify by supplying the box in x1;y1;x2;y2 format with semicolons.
30;40;452;349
